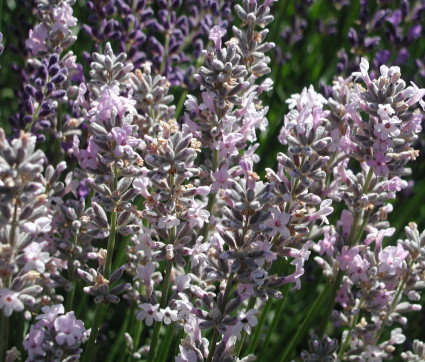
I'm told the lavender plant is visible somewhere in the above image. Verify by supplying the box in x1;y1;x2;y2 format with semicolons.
1;0;425;361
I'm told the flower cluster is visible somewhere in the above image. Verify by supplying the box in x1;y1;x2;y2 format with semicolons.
82;0;234;88
23;304;89;361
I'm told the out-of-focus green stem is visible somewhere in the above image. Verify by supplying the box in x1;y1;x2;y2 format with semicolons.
280;285;329;361
318;167;375;337
175;90;188;119
157;324;174;362
147;170;177;361
82;304;107;362
338;299;364;359
159;0;171;74
147;259;173;362
262;284;290;355
130;285;145;361
65;233;78;312
65;278;76;313
131;314;143;361
113;307;133;362
318;271;344;338
373;259;415;345
0;313;8;362
104;209;117;279
363;167;374;194
82;167;118;362
247;296;271;354
235;296;257;358
0;0;4;31
202;149;219;241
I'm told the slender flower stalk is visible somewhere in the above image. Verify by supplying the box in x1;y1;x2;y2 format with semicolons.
319;167;374;338
281;286;329;361
147;259;173;362
0;314;8;362
207;273;235;362
338;298;364;358
82;166;118;362
234;296;256;357
202;148;219;240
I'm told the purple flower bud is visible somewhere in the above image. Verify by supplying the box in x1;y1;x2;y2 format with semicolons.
34;90;44;102
364;36;380;51
82;24;93;37
24;100;34;115
24;85;36;97
48;53;59;67
39;119;50;128
46;82;55;92
37;65;48;81
34;78;45;89
51;90;67;99
104;20;115;35
347;28;358;47
22;115;33;125
48;64;60;77
51;73;66;84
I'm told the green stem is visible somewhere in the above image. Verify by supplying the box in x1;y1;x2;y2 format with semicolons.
175;90;188;119
202;149;219;241
160;34;170;74
325;151;338;188
147;259;173;362
82;168;118;362
246;296;272;354
318;271;344;338
104;210;117;279
207;332;220;362
337;299;364;359
173;329;185;357
347;211;362;248
125;0;137;53
352;209;372;246
207;273;235;362
131;316;143;362
9;203;18;251
25;87;48;133
280;285;329;361
0;0;4;32
363;167;374;193
131;284;146;361
112;306;133;362
285;157;304;213
82;304;107;362
65;280;76;313
65;233;78;312
159;0;172;74
157;325;174;362
235;296;257;358
318;166;375;337
262;284;290;355
373;261;414;345
0;313;8;362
